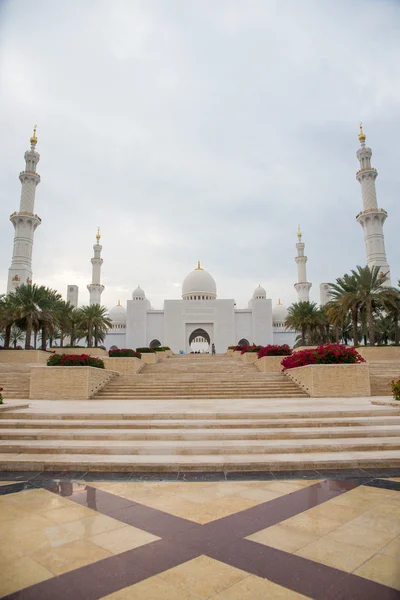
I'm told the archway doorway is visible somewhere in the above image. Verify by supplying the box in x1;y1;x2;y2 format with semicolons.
189;328;211;353
238;338;249;347
149;339;161;348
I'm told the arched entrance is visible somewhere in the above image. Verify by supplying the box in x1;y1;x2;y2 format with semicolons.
238;338;249;346
189;328;211;353
149;339;161;348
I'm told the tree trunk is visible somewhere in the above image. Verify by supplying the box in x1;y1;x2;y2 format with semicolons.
4;324;11;348
60;330;64;348
70;324;75;348
395;319;400;345
351;308;359;347
301;326;306;346
366;298;375;345
307;324;312;346
25;315;33;349
335;326;340;344
94;326;98;347
87;323;93;348
41;325;47;351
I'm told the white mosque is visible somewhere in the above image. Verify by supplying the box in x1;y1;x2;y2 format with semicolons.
6;125;392;352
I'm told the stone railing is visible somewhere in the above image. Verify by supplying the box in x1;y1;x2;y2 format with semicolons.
0;350;49;364
103;357;145;375
50;348;108;357
255;356;284;372
357;347;400;362
30;366;118;400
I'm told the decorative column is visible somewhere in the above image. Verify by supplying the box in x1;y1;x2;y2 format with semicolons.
294;226;312;302
7;127;42;293
87;228;104;305
355;123;391;285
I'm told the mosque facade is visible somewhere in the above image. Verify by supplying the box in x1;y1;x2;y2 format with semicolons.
6;125;392;352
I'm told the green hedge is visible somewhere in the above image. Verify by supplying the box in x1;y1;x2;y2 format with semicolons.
136;347;156;353
109;348;141;358
47;353;105;369
153;346;170;352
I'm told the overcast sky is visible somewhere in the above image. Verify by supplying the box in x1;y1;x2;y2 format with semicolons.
0;0;399;310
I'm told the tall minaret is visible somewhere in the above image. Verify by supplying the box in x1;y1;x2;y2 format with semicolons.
356;123;391;285
294;226;312;302
87;228;104;305
7;126;42;293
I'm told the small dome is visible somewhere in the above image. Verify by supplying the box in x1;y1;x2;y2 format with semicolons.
273;299;288;323
182;262;217;299
109;302;126;324
253;284;266;299
132;285;145;300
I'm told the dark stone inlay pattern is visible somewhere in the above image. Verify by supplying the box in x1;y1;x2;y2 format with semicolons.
2;477;400;600
364;478;400;492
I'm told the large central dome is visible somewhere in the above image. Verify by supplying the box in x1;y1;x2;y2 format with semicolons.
182;262;217;300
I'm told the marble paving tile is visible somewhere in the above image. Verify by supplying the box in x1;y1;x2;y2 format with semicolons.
89;524;160;554
295;536;377;572
211;574;311;599
0;554;53;596
279;512;344;537
355;553;400;591
44;503;96;524
247;523;319;553
158;555;249;599
33;538;113;575
100;575;200;599
324;521;397;550
380;536;400;558
63;513;128;537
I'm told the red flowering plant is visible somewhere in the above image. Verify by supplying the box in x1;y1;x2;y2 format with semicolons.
257;345;292;359
281;344;365;371
391;379;400;401
47;354;105;369
109;348;141;359
0;387;3;404
239;344;263;354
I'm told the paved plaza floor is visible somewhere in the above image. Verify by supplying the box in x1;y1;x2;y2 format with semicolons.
0;470;399;599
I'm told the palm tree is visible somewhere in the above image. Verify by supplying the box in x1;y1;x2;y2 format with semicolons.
285;301;320;346
55;301;75;347
10;326;25;348
350;266;398;346
0;295;18;348
79;304;111;347
328;273;360;346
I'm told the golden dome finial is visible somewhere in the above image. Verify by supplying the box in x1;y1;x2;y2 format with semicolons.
297;225;302;240
30;124;38;146
358;122;366;143
196;260;203;270
117;299;121;306
96;227;101;242
278;298;282;305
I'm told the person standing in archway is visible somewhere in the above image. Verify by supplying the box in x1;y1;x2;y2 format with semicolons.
211;343;216;355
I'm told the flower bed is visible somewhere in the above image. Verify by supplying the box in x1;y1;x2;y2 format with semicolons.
47;353;105;369
109;348;141;359
392;379;400;401
0;387;3;404
257;344;292;358
136;347;156;353
238;344;262;355
281;344;364;370
153;346;171;352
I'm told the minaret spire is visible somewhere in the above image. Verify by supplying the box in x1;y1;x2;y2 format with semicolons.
7;127;42;293
294;226;312;302
355;124;391;285
87;228;104;304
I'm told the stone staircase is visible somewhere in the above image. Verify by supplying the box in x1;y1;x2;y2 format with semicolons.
94;354;308;400
0;364;31;399
369;360;400;396
0;397;399;471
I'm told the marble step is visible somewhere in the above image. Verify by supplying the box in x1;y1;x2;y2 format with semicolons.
1;436;399;455
2;425;400;441
95;393;308;399
0;449;399;472
2;415;400;429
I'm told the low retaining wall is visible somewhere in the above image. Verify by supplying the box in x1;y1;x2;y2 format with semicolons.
51;348;108;357
30;366;118;400
226;349;234;356
103;357;145;375
0;350;49;364
285;363;371;397
139;353;160;364
233;351;242;358
240;352;259;364
357;347;400;362
256;356;285;372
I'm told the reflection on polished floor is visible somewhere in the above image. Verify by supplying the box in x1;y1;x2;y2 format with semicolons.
0;470;399;599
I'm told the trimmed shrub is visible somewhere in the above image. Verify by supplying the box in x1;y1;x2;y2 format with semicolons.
391;379;400;401
257;344;292;359
109;348;141;359
47;353;105;369
136;347;156;353
281;344;365;371
239;344;262;355
153;346;170;352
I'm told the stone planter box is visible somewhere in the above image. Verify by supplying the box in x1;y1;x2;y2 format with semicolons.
240;352;259;364
292;346;318;353
0;350;49;364
103;357;145;375
30;366;118;400
357;347;400;362
138;353;159;364
51;348;108;357
285;363;371;397
226;349;234;356
165;350;173;357
233;351;242;358
154;351;168;359
256;356;285;372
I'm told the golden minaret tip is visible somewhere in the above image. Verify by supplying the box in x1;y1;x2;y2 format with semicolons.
96;227;101;242
358;122;366;143
30;125;38;146
196;260;203;270
297;225;302;240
